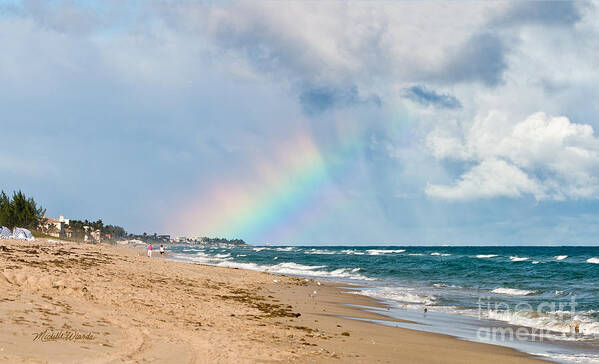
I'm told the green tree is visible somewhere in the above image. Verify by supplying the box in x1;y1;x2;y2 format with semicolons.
0;191;9;227
104;224;126;238
0;190;45;229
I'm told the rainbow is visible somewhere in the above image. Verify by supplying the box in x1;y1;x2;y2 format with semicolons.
174;129;341;242
173;105;416;243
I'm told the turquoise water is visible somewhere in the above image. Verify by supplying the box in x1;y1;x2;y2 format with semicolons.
169;245;599;362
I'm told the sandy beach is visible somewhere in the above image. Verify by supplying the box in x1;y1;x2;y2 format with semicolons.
0;239;545;363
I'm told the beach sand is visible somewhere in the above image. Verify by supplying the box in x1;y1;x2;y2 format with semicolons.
0;239;544;363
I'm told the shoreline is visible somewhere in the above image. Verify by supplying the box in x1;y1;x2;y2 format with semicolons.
163;245;562;362
0;238;545;363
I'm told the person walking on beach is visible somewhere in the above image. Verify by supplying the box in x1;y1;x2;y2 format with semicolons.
147;244;153;258
160;244;165;257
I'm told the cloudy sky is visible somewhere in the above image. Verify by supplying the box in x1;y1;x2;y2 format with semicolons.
2;0;599;245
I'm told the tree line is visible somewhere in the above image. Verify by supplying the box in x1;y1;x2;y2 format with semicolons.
0;190;127;239
0;191;45;229
68;219;127;238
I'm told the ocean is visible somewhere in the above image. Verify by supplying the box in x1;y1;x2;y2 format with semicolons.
168;245;599;363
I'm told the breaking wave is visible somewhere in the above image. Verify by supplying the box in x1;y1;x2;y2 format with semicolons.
304;249;336;255
275;247;294;252
172;253;373;281
357;287;436;305
476;254;498;258
366;249;406;255
491;287;536;296
486;309;599;336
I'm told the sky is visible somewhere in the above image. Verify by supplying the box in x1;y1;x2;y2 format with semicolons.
2;0;599;245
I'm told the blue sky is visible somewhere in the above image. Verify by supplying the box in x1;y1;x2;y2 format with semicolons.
2;0;599;245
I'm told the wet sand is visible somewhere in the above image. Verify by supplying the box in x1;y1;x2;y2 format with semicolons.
0;239;545;363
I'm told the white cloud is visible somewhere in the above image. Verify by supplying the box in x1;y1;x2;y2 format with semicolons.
427;112;599;200
426;159;545;200
166;1;509;90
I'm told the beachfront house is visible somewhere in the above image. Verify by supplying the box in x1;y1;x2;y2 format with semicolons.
39;215;71;238
90;229;102;243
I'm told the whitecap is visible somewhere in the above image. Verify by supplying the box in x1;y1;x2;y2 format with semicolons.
275;247;294;251
476;254;498;258
340;249;366;255
305;249;336;255
366;249;406;255
491;287;536;296
509;256;529;262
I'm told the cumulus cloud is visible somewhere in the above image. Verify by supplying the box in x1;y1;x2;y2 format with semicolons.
427;112;599;200
163;1;514;106
426;159;545;200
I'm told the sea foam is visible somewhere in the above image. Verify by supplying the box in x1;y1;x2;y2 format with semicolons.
305;249;336;255
357;287;436;305
491;287;536;296
174;252;374;281
366;249;406;255
476;254;498;258
486;309;599;336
